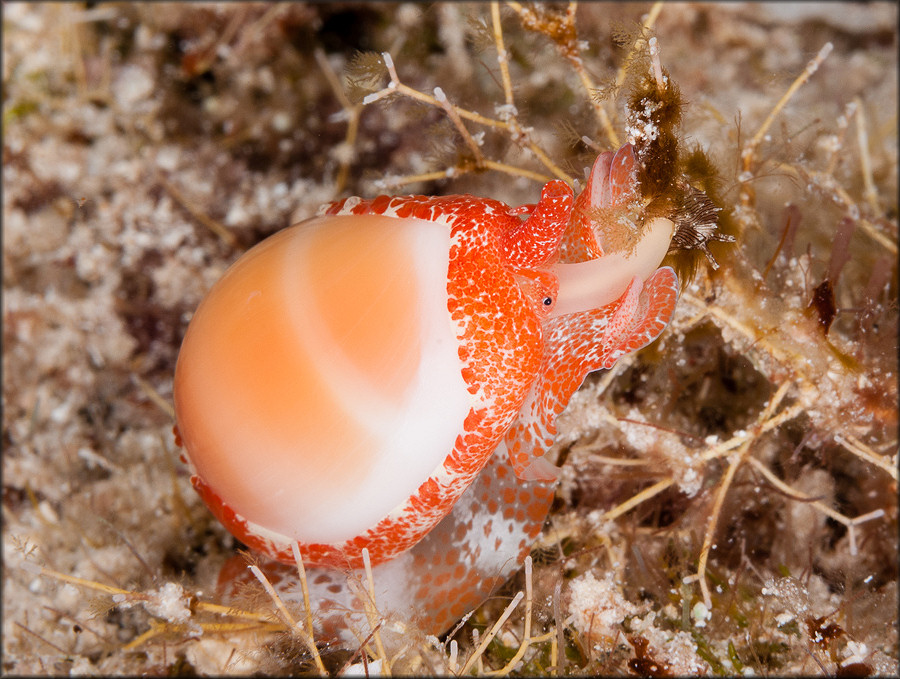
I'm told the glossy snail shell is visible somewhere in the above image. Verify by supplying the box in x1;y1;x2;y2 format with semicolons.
175;214;473;549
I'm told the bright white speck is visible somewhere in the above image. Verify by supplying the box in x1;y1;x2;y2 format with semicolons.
113;65;154;106
495;103;518;120
271;111;292;133
692;601;711;627
841;641;868;666
775;612;794;626
342;658;383;676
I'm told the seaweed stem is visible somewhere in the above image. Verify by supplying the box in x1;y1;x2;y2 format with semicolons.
491;2;514;108
291;542;327;674
853;96;880;212
686;381;792;608
314;49;361;196
249;564;323;665
743;42;834;174
460;590;525;675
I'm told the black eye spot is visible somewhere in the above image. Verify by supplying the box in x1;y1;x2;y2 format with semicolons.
543;296;553;306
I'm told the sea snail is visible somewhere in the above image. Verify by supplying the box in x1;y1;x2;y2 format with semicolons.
173;144;682;639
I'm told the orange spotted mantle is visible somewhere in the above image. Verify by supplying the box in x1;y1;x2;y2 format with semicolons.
173;145;679;641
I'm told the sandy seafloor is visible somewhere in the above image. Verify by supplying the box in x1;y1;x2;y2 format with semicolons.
3;2;898;675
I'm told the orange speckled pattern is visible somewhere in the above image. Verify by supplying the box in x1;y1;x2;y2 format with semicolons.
216;442;556;644
499;180;573;266
504;266;678;475
189;145;683;645
219;185;574;568
501;144;678;478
